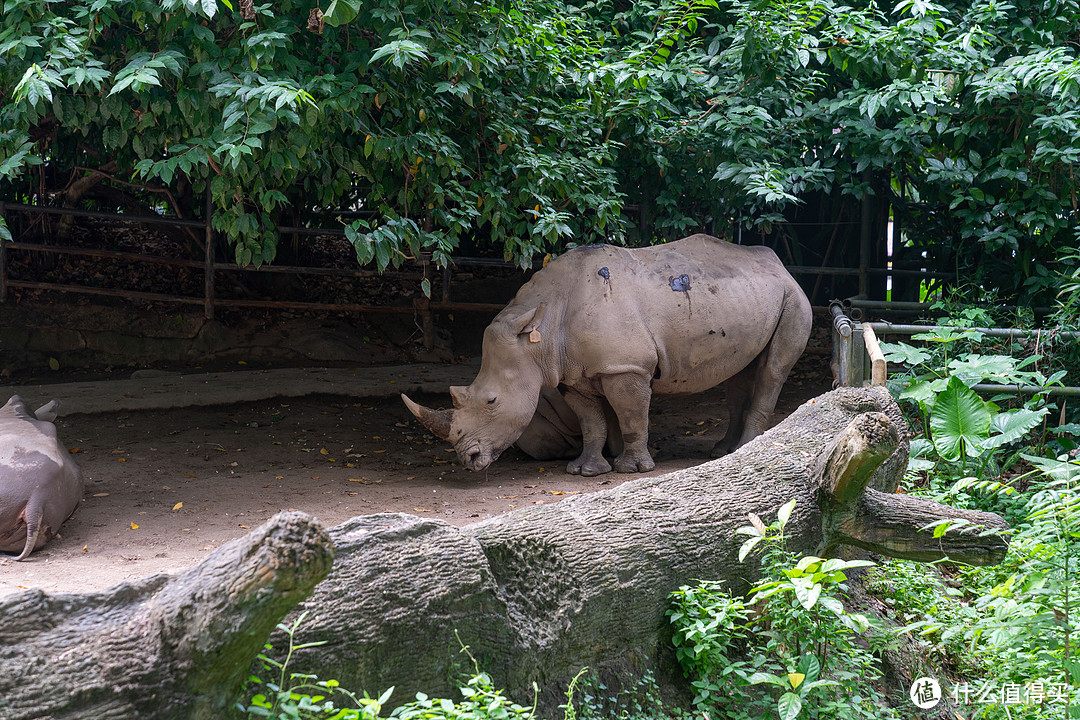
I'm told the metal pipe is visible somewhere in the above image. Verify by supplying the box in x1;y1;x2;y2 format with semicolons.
971;384;1080;398
869;323;1080;341
6;279;204;305
859;171;873;297
830;302;853;338
3;202;207;228
4;241;205;269
204;187;214;320
851;299;1055;315
786;266;952;278
0;200;6;302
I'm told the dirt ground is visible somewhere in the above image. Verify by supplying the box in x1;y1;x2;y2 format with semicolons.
0;359;832;598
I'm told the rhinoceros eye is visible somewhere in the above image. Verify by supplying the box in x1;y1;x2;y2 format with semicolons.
487;396;497;405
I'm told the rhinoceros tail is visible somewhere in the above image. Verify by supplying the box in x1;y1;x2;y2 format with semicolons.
15;503;45;562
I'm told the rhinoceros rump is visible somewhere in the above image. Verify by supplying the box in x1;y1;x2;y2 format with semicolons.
0;395;83;560
403;234;813;475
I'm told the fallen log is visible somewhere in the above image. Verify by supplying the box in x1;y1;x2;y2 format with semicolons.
0;511;333;720
277;386;1009;709
0;387;1010;718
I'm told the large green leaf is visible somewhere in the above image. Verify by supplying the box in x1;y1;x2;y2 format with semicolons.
983;407;1049;449
930;376;990;461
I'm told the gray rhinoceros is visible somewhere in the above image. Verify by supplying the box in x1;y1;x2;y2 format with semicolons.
403;234;813;475
1;395;83;560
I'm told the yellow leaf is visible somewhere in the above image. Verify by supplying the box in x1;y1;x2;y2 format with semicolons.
237;360;247;365
118;458;126;462
418;108;427;121
320;448;329;455
749;512;767;534
93;492;109;498
184;473;198;478
787;673;805;689
130;522;139;530
542;253;552;267
173;502;183;511
550;490;564;495
48;357;60;370
82;545;88;552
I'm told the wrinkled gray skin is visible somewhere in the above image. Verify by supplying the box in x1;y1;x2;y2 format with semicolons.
0;395;83;560
403;234;813;475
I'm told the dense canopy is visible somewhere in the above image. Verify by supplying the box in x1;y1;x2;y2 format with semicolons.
1;0;1078;302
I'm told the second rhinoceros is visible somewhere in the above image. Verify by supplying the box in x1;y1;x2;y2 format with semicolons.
1;395;83;560
403;234;812;475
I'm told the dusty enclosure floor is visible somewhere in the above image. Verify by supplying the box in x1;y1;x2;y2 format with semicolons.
0;370;832;597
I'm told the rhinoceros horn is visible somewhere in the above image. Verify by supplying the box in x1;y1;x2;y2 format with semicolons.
401;394;452;440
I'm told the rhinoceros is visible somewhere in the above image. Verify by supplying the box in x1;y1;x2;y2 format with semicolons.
403;234;813;475
1;395;83;560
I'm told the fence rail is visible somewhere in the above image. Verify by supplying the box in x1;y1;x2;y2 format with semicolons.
2;197;940;348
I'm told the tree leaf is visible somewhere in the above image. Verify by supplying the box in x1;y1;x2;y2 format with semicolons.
930;376;990;460
778;692;803;720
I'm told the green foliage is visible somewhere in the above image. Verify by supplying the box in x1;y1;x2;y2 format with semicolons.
239;612;391;719
240;620;537;720
872;302;1080;718
867;455;1080;719
2;0;1077;293
881;322;1058;481
560;669;675;720
669;501;895;719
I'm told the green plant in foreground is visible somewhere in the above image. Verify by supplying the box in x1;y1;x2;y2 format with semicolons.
239;620;537;720
670;500;896;720
239;612;390;719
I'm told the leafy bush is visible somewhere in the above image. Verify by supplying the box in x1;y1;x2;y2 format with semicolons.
669;500;897;720
239;619;536;720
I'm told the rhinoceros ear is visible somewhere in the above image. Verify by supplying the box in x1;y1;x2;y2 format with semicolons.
506;302;547;337
402;393;452;440
449;386;469;408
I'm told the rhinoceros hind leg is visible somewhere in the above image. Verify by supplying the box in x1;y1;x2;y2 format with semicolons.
33;399;60;422
713;364;758;457
731;290;813;450
562;388;613;476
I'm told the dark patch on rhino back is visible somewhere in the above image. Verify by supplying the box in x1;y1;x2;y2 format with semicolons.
597;267;610;281
669;274;691;292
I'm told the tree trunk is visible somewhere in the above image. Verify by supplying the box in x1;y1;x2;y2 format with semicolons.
0;387;1010;718
0;511;333;720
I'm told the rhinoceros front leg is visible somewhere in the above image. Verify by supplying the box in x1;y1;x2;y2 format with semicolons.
601;373;656;473
561;388;612;477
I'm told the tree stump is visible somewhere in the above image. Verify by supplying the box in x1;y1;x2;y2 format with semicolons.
0;511;333;720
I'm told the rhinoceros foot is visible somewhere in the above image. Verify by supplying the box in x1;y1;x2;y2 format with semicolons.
613;448;655;474
567;454;612;477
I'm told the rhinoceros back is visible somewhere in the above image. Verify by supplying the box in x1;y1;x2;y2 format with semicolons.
529;234;807;394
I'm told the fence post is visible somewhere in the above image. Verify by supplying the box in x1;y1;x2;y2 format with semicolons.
0;201;6;303
203;186;215;320
830;301;853;387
